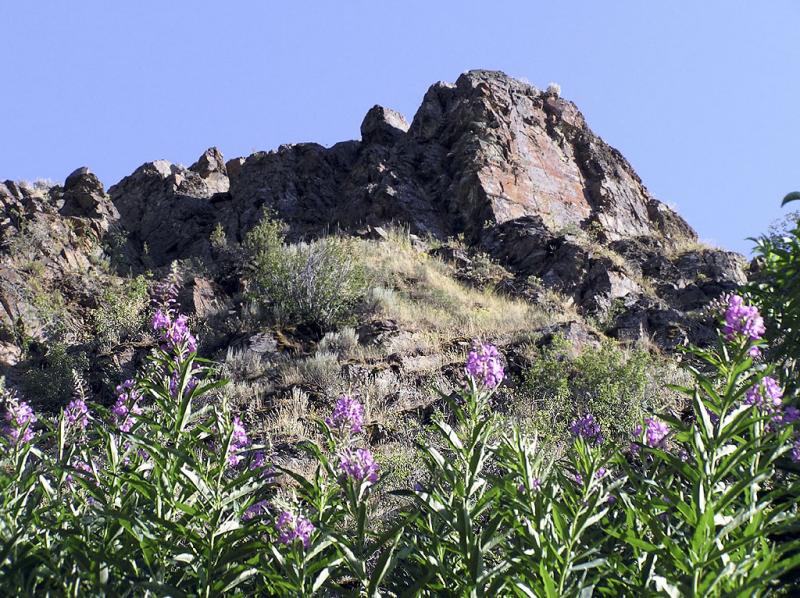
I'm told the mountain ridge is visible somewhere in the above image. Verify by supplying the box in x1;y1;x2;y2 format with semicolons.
0;70;746;403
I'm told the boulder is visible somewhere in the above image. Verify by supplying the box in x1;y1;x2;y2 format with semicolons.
360;105;409;145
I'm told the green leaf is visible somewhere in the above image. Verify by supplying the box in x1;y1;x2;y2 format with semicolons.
782;191;800;206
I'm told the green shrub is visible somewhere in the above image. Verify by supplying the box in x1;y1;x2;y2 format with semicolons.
19;342;89;409
91;275;150;348
2;295;800;595
749;200;800;390
523;336;668;444
244;216;367;329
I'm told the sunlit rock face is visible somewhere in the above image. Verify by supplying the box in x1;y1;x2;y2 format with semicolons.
0;69;745;357
225;69;695;247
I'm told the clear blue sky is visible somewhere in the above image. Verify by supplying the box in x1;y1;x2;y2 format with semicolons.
2;1;798;254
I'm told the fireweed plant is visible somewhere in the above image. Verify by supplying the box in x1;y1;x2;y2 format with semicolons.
2;290;800;595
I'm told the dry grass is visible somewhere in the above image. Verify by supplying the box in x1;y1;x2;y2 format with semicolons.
357;229;575;351
666;237;721;259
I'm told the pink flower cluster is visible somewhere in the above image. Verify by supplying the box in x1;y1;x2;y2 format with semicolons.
275;509;315;548
744;376;783;410
169;371;199;399
112;379;142;433
633;417;670;449
2;393;37;445
569;414;604;445
723;295;765;342
152;309;198;356
227;416;250;467
630;417;669;456
65;398;89;430
326;395;364;434
339;448;380;485
465;342;505;389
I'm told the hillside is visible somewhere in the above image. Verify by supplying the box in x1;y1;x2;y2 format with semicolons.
0;70;745;438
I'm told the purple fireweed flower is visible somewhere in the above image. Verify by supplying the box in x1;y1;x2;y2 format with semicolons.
2;394;37;445
781;406;800;426
744;376;783;410
465;342;505;389
326;395;364;434
151;274;181;313
152;309;170;331
248;451;278;480
569;414;604;445
723;294;765;342
250;450;268;470
226;416;250;467
243;499;270;521
793;438;800;463
112;379;142;433
166;315;197;353
275;510;315;548
630;417;669;454
643;418;669;447
595;467;607;480
65;398;89;430
518;478;543;492
339;448;380;484
748;346;762;358
153;310;198;356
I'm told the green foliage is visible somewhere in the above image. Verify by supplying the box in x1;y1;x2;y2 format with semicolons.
609;338;800;595
19;342;89;409
244;215;367;329
749;210;800;390
210;222;228;252
90;275;150;348
523;336;660;444
3;295;800;594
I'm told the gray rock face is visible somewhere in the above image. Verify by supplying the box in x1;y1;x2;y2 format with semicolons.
60;167;118;232
109;150;234;267
190;147;230;194
360;105;409;145
217;70;697;248
108;70;702;260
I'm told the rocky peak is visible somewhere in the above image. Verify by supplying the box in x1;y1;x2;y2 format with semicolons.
0;70;748;354
360;105;409;145
190;147;230;194
109;149;234;267
60;167;118;227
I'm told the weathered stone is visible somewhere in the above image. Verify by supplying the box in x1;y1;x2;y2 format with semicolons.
225;157;245;182
186;276;230;319
109;150;232;268
0;341;22;367
360;105;409;145
190;147;229;194
60;167;118;232
538;320;602;355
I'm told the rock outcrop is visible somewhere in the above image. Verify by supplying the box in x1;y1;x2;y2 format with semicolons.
0;69;747;390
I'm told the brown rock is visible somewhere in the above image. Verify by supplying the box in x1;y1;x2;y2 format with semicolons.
188;277;230;319
0;341;21;367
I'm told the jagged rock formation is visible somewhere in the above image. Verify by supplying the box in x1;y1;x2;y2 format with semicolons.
0;70;746;396
100;70;744;342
